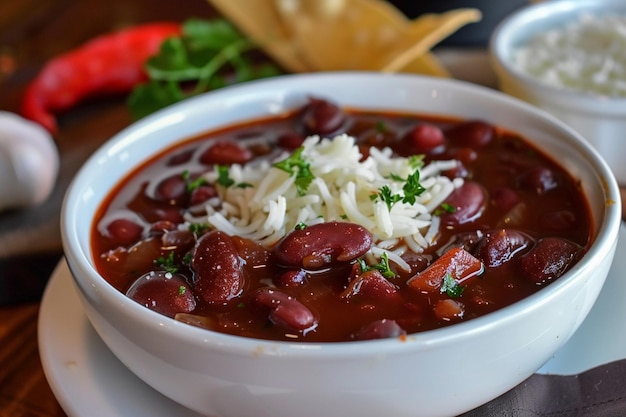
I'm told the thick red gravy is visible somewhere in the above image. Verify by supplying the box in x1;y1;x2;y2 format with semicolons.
91;97;592;342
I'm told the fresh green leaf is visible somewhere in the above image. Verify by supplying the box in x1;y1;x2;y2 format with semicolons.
441;273;465;298
189;223;209;235
401;170;426;205
408;155;425;170
127;80;186;120
128;18;283;120
154;251;179;274
434;202;457;216
216;165;235;187
273;147;315;196
358;252;396;279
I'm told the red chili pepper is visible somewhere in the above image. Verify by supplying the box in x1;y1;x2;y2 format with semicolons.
20;22;181;134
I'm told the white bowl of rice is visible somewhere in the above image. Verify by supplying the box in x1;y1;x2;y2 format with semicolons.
490;0;626;185
61;72;621;417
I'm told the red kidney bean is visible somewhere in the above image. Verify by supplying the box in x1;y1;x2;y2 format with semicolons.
149;220;178;237
151;206;184;224
275;269;308;287
437;231;484;256
153;173;188;205
520;237;582;284
359;126;398;148
447;147;477;165
300;97;346;136
539;210;577;232
441;160;469;180
273;221;373;269
399;251;430;276
277;131;305;149
354;319;406;340
189;184;217;206
167;148;194;166
341;270;400;302
126;271;196;318
199;141;253;165
230;235;272;268
404;123;445;154
161;229;196;254
446;120;494;148
439;181;486;225
491;186;520;212
254;288;317;332
105;218;144;246
191;230;244;304
474;229;533;268
519;166;558;194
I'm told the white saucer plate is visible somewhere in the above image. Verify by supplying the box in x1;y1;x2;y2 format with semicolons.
38;225;626;417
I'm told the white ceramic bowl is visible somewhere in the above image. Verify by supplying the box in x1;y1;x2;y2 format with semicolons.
61;73;621;417
490;0;626;185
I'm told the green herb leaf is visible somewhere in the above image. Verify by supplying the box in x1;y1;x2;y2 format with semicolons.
154;251;179;274
434;202;457;216
189;223;209;235
273;147;314;196
359;252;396;279
178;285;187;295
401;170;426;205
216;165;235;187
441;273;465;298
128;18;282;120
408;155;425;170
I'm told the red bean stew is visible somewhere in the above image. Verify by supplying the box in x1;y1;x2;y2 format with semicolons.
92;97;592;343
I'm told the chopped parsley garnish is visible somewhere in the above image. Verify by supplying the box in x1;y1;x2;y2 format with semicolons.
434;202;457;216
154;251;179;274
375;120;387;133
189;223;210;235
408;155;425;170
295;222;307;230
359;252;396;279
372;169;426;211
401;170;426;205
182;170;208;191
273;146;315;196
216;165;235;187
441;273;465;298
178;285;187;295
215;165;253;188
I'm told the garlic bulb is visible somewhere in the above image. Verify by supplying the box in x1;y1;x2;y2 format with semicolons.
0;111;59;211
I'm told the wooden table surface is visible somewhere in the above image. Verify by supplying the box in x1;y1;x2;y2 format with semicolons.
1;2;625;417
0;1;214;416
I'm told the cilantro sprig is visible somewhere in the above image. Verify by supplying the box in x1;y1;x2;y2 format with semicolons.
441;273;465;298
128;19;282;120
154;251;179;274
273;146;315;196
372;169;426;211
358;252;396;279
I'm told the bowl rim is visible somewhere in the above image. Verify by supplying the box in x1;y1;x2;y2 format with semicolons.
489;0;626;108
61;71;623;358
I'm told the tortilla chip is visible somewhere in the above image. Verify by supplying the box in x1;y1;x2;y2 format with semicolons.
207;0;480;77
383;9;482;72
207;0;309;72
401;52;452;78
274;0;480;72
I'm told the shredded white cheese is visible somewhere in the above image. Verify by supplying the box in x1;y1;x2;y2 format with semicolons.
188;134;460;256
513;12;626;97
